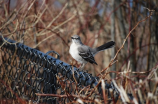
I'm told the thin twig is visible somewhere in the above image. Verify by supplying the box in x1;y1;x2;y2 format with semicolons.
98;8;154;76
33;14;75;48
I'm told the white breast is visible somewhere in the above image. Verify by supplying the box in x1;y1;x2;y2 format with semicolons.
69;43;87;64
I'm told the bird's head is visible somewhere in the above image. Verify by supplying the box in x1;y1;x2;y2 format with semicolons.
71;35;83;44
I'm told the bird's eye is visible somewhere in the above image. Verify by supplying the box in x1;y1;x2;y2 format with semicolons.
71;37;79;39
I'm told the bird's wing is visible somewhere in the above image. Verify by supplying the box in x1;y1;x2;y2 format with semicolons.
78;46;97;65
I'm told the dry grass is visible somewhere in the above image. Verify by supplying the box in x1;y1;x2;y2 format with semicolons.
0;0;158;103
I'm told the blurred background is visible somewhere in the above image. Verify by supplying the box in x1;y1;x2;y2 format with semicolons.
0;0;158;78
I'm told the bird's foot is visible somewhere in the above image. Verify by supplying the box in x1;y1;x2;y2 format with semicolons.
78;67;88;73
78;67;83;71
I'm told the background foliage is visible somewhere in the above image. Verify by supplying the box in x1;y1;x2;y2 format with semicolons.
0;0;158;103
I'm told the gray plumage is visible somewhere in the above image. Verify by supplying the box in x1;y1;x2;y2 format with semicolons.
69;35;115;68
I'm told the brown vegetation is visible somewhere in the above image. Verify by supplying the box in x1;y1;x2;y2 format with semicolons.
0;0;158;103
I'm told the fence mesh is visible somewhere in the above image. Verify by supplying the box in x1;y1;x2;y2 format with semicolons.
0;37;119;103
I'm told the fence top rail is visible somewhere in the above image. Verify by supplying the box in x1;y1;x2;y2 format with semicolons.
0;37;100;86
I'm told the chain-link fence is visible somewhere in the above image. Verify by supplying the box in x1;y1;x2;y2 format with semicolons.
0;36;120;103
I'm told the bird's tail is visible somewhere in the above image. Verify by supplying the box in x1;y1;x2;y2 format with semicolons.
96;41;115;52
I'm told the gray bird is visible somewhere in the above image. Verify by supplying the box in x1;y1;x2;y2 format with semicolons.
69;35;115;69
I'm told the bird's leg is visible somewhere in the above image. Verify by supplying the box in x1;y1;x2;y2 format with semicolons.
79;63;85;71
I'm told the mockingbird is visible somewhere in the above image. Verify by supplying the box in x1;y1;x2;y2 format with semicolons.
69;35;115;69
